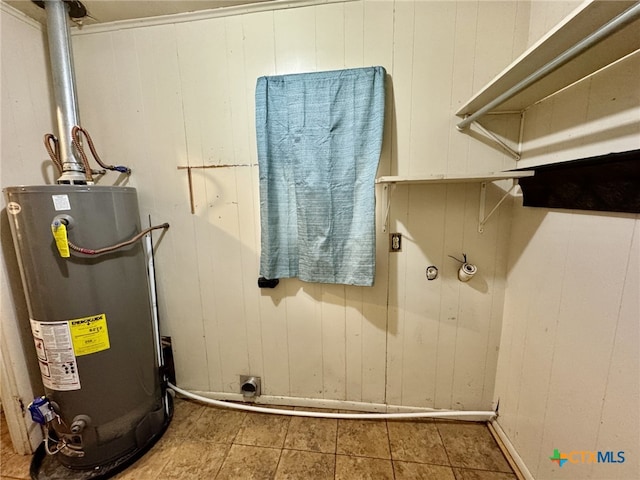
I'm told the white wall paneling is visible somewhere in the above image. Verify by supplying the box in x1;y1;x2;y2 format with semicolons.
3;2;638;477
497;205;639;480
68;0;529;409
0;3;54;453
493;3;640;479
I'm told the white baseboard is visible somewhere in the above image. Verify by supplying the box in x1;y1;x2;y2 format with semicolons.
488;420;535;480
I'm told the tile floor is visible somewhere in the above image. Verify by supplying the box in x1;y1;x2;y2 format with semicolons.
1;398;517;479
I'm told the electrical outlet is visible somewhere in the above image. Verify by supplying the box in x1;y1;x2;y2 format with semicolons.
390;233;402;252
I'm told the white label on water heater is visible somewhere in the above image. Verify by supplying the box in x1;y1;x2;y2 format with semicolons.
30;319;81;391
51;194;71;211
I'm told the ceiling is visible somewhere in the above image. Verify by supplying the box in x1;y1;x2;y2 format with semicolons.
4;0;275;26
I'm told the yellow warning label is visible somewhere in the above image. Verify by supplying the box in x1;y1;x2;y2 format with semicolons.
69;314;110;356
51;223;70;258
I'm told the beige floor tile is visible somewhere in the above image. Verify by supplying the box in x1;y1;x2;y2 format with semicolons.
114;436;180;479
336;419;391;459
190;406;247;444
1;415;15;451
234;412;291;448
388;420;449;465
0;412;30;480
453;468;517;480
172;397;206;421
335;455;394;480
394;460;456;480
274;449;335;480
437;422;512;473
284;415;337;453
158;439;229;479
0;452;31;480
166;398;206;439
215;444;281;480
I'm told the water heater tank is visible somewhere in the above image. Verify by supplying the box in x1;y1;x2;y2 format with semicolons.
4;185;170;476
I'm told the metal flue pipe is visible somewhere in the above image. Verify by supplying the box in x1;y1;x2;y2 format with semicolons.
44;0;86;184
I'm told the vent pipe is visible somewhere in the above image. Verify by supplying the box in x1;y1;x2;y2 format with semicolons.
43;0;86;184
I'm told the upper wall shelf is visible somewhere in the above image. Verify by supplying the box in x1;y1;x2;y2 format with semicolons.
456;0;640;131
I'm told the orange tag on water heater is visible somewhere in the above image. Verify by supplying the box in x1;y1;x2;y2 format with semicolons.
51;222;70;258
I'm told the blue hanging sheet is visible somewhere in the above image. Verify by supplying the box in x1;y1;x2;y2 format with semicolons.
256;66;386;286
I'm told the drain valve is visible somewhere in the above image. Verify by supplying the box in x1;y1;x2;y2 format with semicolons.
240;376;261;398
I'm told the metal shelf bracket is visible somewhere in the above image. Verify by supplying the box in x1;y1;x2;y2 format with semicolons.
466;120;521;160
381;182;396;233
478;181;519;233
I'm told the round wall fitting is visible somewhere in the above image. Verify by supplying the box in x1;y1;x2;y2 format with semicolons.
240;376;261;398
426;266;438;280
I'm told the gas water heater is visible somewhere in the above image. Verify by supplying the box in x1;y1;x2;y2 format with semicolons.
3;1;172;478
5;186;171;477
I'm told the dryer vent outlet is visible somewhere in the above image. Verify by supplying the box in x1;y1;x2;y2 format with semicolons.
240;375;261;398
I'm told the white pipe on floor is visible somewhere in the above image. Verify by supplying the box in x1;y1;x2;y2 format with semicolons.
168;383;496;420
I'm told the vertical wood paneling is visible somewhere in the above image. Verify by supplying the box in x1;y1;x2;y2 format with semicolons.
498;207;639;479
13;15;639;480
1;7;55;452
130;25;207;390
521;53;640;167
408;0;456;176
450;183;503;410
473;1;520;93
390;0;415;177
225;15;264;379
434;184;466;408
514;210;573;474
592;220;639;480
241;11;276;167
108;31;153;185
68;0;528;411
274;7;317;74
495;3;640;475
344;284;363;402
535;216;633;480
343;0;364;67
526;1;582;49
399;185;447;406
361;0;393;404
480;185;511;410
225;16;252;166
447;0;478;175
466;1;524;175
343;0;365;404
315;2;345;71
239;10;289;396
386;183;409;406
320;284;347;399
286;281;324;397
71;33;118;141
206;170;251;392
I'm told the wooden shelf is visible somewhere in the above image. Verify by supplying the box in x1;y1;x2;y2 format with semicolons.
377;171;535;233
457;0;640;117
376;171;534;185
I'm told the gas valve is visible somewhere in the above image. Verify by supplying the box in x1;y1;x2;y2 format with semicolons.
28;396;57;425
